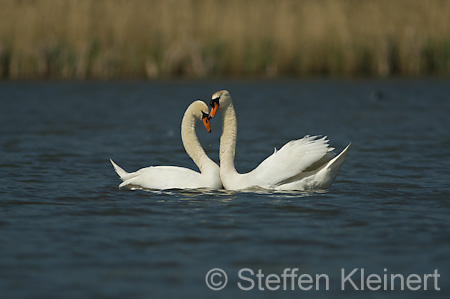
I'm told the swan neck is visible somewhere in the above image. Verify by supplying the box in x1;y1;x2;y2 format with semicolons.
220;102;238;174
181;112;213;173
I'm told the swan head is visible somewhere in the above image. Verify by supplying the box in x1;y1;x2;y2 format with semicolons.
209;90;231;118
190;100;212;133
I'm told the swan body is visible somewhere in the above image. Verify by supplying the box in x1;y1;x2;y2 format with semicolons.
209;90;350;191
111;100;222;190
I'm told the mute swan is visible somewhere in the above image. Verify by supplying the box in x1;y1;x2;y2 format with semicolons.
209;90;350;191
110;100;222;190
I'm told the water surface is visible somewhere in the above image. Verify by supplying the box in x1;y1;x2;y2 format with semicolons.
1;79;449;298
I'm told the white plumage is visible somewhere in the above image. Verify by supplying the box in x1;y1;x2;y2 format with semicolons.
110;100;222;190
209;90;350;191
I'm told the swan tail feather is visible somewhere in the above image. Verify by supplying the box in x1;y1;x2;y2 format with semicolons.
327;143;350;169
314;142;351;187
110;159;128;179
277;142;350;190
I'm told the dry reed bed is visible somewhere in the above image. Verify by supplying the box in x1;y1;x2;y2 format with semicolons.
1;0;450;79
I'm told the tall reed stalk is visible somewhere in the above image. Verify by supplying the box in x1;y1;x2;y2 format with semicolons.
1;0;449;79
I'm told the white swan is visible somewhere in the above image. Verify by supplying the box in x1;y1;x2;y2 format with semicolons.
209;90;350;191
110;100;222;190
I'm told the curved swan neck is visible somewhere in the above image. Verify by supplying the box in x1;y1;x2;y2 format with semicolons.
219;101;238;174
181;111;214;173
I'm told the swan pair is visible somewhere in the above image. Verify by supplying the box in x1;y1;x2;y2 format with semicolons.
111;90;350;191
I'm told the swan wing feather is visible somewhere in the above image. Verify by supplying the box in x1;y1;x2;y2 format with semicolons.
248;135;333;187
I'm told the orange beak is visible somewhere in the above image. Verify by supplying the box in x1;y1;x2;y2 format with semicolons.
209;98;220;118
202;114;211;133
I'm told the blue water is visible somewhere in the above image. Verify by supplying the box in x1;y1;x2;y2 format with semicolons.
1;79;449;298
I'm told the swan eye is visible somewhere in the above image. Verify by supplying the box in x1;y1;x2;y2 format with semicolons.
209;97;220;118
202;111;211;120
210;97;220;107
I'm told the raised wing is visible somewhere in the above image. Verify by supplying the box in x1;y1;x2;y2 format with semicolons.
246;135;334;188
